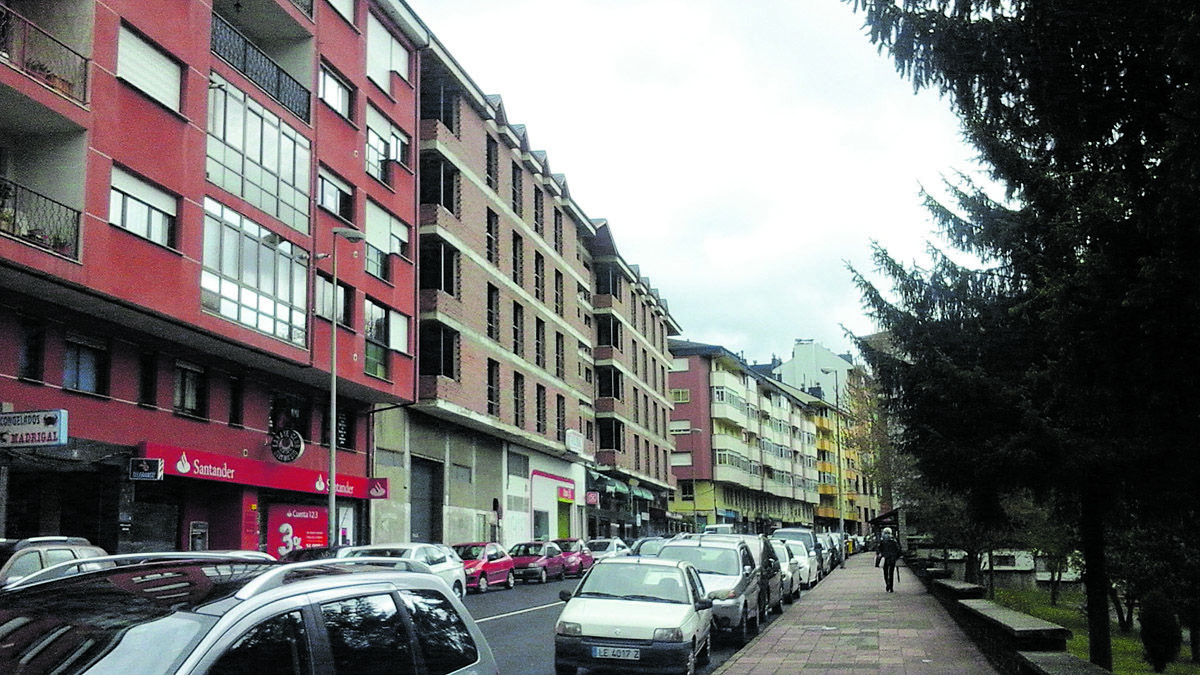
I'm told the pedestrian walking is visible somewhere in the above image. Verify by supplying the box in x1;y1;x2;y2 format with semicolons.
875;527;902;592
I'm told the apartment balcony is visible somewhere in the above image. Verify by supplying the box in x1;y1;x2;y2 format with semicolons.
0;3;89;104
0;176;80;259
211;12;310;122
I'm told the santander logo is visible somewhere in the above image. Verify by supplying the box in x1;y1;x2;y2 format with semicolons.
176;452;192;474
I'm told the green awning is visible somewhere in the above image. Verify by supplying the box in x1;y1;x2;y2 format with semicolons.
607;479;630;495
631;486;654;500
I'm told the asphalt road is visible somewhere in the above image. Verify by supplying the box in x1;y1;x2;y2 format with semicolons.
460;573;769;675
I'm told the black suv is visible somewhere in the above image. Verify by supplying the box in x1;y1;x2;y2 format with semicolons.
0;536;106;585
0;556;498;675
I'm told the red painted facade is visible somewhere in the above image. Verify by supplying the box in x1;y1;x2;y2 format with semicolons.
0;0;421;554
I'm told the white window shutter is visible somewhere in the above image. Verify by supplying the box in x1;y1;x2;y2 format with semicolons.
117;26;182;111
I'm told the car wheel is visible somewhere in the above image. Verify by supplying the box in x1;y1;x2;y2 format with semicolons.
538;568;548;584
558;566;566;581
696;630;711;666
477;575;489;594
555;664;575;675
453;581;464;599
681;643;697;675
506;570;516;589
773;590;784;614
735;608;753;646
784;585;794;604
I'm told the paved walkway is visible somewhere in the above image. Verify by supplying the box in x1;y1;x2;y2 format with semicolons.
713;552;999;674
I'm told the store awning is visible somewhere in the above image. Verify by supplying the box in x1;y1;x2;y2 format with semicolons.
630;486;654;500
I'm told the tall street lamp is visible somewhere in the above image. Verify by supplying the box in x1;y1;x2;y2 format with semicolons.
821;367;845;567
328;226;365;547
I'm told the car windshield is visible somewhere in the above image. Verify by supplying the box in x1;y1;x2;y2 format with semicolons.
509;543;543;557
785;541;810;558
635;540;665;556
348;547;414;559
577;564;689;604
658;546;741;576
453;544;484;560
587;539;612;551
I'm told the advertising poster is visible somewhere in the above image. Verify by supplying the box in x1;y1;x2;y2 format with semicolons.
268;504;328;558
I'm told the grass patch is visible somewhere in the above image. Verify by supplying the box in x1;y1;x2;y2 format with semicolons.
993;588;1199;674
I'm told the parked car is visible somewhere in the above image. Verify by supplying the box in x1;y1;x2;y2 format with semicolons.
826;532;846;568
629;535;668;557
656;535;761;645
0;557;497;675
814;533;835;575
453;541;516;593
781;538;818;590
340;542;468;598
769;538;801;603
509;540;567;583
771;527;822;580
0;536;107;586
555;556;713;675
675;533;784;617
586;537;631;560
552;538;595;577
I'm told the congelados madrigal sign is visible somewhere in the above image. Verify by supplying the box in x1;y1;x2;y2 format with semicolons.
0;410;68;448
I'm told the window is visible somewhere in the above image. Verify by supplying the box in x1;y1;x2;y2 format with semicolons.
63;332;108;395
207;74;311;233
229;376;244;427
117;25;182;110
534;318;546;368
511;161;523;216
512;302;525;356
364;298;390;379
212;610;310;675
486;284;500;341
533;253;545;301
18;319;44;382
555;394;566;442
553;209;563;253
365;200;411;279
319;65;353;118
419;237;458;295
327;0;354;22
367;13;411;91
486;137;499;189
366;106;411;182
419;156;458;214
508;452;529;477
533;189;544;235
419;322;458;378
201;198;311;345
553;270;564;316
511;233;524;286
316;275;352;327
109;166;176;247
485;210;499;264
535;384;547;433
554;332;565;379
398;588;480;674
139;352;157;407
513;372;526;428
174;360;207;417
318;170;353;221
671;388;691;403
487;359;500;416
321;594;413;674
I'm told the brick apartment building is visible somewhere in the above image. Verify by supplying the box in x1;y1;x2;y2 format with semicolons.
0;0;421;554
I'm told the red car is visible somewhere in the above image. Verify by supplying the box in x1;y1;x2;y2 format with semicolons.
553;538;595;577
452;541;516;593
508;540;567;583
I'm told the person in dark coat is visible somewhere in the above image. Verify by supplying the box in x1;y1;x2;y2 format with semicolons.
875;527;902;592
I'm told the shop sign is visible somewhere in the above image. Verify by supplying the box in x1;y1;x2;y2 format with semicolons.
270;429;305;463
368;477;389;499
268;504;329;558
0;409;68;448
140;442;371;498
558;486;575;502
129;457;164;481
585;490;599;506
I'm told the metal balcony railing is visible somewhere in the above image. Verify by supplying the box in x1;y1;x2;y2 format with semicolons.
0;176;81;259
0;4;89;103
210;13;310;122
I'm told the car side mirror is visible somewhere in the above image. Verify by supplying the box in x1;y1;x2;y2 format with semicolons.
559;590;573;602
744;565;755;576
695;598;714;610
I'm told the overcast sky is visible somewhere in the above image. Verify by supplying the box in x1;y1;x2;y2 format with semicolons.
404;0;984;364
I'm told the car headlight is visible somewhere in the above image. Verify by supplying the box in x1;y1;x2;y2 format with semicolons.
653;627;684;642
556;621;582;636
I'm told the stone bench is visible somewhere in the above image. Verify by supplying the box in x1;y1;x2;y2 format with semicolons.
926;566;952;579
1017;651;1111;675
959;599;1071;651
932;578;986;600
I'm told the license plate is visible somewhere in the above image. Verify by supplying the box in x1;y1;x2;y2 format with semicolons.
593;646;639;660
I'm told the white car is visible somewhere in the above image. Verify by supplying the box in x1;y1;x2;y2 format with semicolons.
782;539;818;590
341;543;467;598
586;537;631;560
769;538;802;603
555;557;713;675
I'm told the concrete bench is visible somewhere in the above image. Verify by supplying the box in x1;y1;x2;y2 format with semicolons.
959;599;1072;652
926;567;952;579
933;578;986;600
1017;651;1111;675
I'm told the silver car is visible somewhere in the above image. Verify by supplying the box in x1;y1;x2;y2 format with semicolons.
769;538;802;603
656;536;761;645
342;542;468;598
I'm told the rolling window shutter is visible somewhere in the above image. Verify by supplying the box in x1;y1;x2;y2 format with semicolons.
117;26;182;111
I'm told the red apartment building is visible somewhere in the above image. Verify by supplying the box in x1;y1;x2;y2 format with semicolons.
0;0;421;555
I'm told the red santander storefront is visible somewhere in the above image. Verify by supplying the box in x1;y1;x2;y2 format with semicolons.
138;443;388;557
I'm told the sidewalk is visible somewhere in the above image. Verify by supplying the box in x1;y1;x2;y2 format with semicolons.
713;552;999;674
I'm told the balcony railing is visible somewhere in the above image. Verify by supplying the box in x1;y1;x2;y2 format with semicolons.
0;4;89;103
210;13;310;122
0;176;81;259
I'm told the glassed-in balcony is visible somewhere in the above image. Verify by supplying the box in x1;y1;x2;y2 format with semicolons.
211;12;310;122
0;3;89;104
0;176;81;259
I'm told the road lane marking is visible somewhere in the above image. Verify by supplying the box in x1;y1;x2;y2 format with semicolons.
475;601;565;623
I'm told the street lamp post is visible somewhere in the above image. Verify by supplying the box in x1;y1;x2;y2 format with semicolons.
821;367;846;567
328;226;365;547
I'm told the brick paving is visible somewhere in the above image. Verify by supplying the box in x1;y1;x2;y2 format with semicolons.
712;551;999;674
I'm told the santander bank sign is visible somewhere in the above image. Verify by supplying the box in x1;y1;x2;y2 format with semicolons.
140;442;385;499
